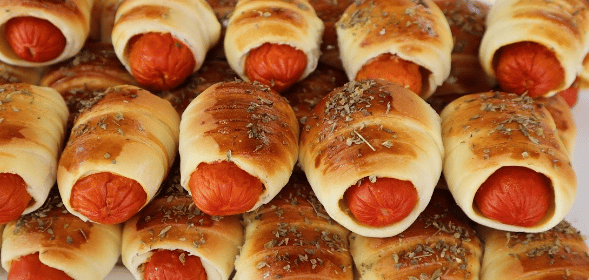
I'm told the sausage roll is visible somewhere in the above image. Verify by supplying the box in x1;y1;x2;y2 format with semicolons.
478;221;589;279
1;191;122;280
298;79;444;238
282;63;348;122
57;85;180;224
0;0;94;67
335;0;453;99
0;84;68;224
39;42;138;127
89;0;121;44
441;91;577;233
111;0;221;90
223;0;324;92
536;94;578;157
350;189;483;280
432;0;496;96
234;171;353;280
179;80;299;216
122;164;244;280
0;61;43;85
479;0;589;98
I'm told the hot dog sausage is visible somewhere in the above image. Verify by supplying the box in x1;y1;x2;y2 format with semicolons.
127;32;196;91
4;16;66;63
8;252;73;280
355;53;423;95
474;166;553;227
494;42;564;98
143;250;207;280
244;43;307;92
558;82;579;107
188;161;263;216
0;173;31;224
69;172;147;224
344;177;418;227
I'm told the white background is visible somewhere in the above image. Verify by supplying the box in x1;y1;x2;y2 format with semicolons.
0;91;586;279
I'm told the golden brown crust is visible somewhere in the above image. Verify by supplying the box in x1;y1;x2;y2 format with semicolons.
350;189;483;280
1;190;122;280
441;91;577;232
298;79;443;237
179;80;300;212
309;0;354;70
535;94;577;157
234;172;353;280
478;221;589;279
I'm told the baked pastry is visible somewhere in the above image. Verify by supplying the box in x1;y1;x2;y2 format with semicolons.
39;42;138;127
0;83;68;224
535;94;578;157
234;171;354;280
89;0;121;43
57;85;180;224
478;221;589;279
441;91;577;232
431;0;496;96
224;0;324;92
350;189;483;280
336;0;453;99
1;190;122;280
0;0;94;66
122;163;244;280
0;61;43;85
111;0;221;90
479;0;589;97
281;63;348;122
179;80;299;216
298;79;444;238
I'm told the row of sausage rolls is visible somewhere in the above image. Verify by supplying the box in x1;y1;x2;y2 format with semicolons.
1;189;122;280
179;80;300;216
0;0;94;66
0;83;68;224
234;171;354;279
480;0;589;98
335;0;453;99
299;79;444;238
441;91;577;233
122;162;244;280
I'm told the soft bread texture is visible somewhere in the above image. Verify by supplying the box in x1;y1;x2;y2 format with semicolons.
479;0;589;97
535;94;578;157
298;80;444;238
440;91;577;233
122;167;244;280
224;0;324;83
40;42;138;126
1;192;122;280
57;85;180;223
350;189;483;280
0;0;95;67
431;0;496;96
0;83;68;215
335;0;453;99
179;80;299;212
111;0;221;74
478;221;589;279
234;172;353;280
580;54;589;89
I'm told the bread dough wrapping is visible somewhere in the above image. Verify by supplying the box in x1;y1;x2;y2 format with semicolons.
111;0;221;75
122;167;244;280
0;83;68;215
479;0;589;97
89;0;120;43
309;0;354;70
535;95;577;157
234;172;353;280
0;0;95;67
335;0;453;99
441;91;577;233
1;192;122;280
350;189;483;280
0;61;43;85
298;80;444;238
179;80;299;212
478;221;589;279
223;0;324;83
57;85;180;223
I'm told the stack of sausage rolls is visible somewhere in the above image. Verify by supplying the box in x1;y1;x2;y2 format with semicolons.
0;0;585;278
